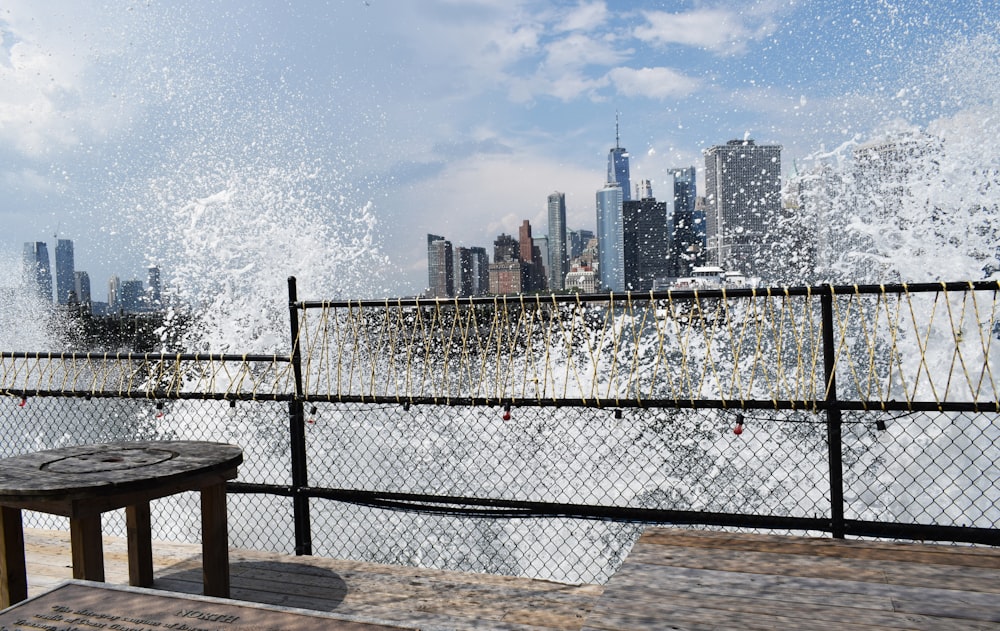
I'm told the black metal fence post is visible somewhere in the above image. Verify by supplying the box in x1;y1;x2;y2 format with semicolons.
287;276;312;555
821;285;846;538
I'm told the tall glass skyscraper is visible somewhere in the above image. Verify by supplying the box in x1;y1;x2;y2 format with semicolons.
607;116;631;201
22;242;52;302
668;166;702;276
596;182;624;292
55;239;75;305
546;191;568;291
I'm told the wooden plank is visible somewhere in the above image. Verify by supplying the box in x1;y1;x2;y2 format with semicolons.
624;540;1000;591
0;506;27;607
126;500;154;587
69;513;104;582
593;576;1000;631
639;527;1000;567
200;481;229;598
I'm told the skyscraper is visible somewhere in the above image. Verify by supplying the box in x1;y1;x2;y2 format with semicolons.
121;280;144;314
622;184;670;291
454;247;473;298
55;239;76;305
469;247;490;296
519;219;547;292
596;181;625;292
704;139;782;279
568;229;595;260
608;115;631;202
426;234;454;298
547;192;568;291
108;275;121;313
74;271;92;308
489;233;524;294
22;242;52;302
668;166;702;277
147;266;162;308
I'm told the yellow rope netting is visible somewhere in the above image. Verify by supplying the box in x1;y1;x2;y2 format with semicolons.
3;285;999;410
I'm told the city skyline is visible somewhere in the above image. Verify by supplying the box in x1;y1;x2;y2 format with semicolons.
20;236;164;314
2;3;994;297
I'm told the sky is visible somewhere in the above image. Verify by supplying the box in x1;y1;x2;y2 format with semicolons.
1;0;997;298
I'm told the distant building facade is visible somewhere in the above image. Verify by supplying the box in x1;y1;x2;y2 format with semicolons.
518;220;547;292
427;234;454;298
469;247;489;296
596;182;625;292
668;167;702;277
547;192;568;291
120;280;144;314
147;266;162;308
108;275;121;313
622;184;670;291
489;233;524;294
55;239;75;305
22;242;52;302
704;139;782;280
608;116;631;202
74;271;92;310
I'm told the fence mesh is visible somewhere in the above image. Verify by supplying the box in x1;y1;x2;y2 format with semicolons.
0;282;998;584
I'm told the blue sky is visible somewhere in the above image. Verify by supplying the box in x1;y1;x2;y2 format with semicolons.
1;1;996;298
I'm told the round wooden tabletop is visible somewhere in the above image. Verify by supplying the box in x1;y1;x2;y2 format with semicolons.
0;441;243;500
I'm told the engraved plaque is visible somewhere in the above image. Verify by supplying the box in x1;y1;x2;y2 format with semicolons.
0;581;415;631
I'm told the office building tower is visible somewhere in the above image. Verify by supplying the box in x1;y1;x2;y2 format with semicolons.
704;139;782;280
427;234;454;298
108;275;121;313
454;247;473;298
668;166;702;276
519;220;547;292
622;185;670;291
608;115;631;202
469;247;489;296
147;266;162;308
74;271;91;308
568;229;595;260
489;233;524;294
596;181;625;292
121;280;144;314
546;192;568;291
22;242;52;302
493;233;518;263
55;239;75;305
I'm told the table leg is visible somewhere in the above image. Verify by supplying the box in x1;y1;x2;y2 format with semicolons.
201;482;230;598
0;506;27;607
70;514;105;582
126;501;154;587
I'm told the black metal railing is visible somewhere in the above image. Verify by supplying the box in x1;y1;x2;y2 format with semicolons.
2;277;998;582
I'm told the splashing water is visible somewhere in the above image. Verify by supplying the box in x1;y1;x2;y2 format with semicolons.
125;152;383;354
792;29;1000;285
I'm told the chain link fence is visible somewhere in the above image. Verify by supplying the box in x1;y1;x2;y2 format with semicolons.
1;280;998;584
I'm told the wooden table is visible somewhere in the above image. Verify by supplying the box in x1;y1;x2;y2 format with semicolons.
0;440;243;607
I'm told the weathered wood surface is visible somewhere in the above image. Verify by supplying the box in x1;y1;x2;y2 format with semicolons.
16;527;1000;630
20;528;604;631
0;441;243;501
582;527;1000;631
0;442;242;606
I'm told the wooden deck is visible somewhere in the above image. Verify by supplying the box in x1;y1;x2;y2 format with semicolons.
15;527;1000;630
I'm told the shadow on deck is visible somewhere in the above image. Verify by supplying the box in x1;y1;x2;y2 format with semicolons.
18;527;1000;630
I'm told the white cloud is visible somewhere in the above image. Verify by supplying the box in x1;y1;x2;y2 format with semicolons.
0;3;138;157
634;8;776;55
608;66;701;100
544;32;630;71
555;1;608;33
